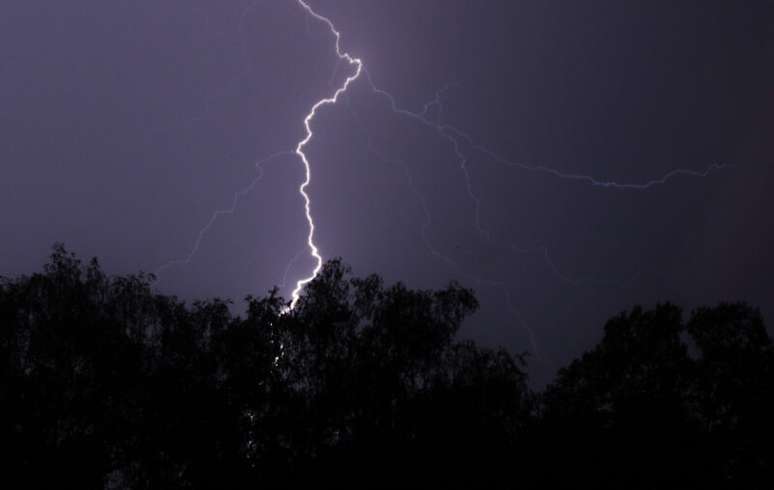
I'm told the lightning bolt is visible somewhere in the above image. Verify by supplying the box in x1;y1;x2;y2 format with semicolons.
361;70;728;239
366;141;459;269
289;0;363;309
476;146;729;189
156;150;293;276
362;105;635;290
162;1;729;324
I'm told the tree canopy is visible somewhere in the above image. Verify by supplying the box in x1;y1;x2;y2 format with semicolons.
1;245;772;488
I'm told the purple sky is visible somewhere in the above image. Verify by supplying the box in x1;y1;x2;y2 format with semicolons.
2;0;773;383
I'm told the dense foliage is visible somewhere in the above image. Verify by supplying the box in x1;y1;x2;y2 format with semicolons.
1;245;772;488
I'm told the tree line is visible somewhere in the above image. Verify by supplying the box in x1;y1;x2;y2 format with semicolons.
1;245;772;488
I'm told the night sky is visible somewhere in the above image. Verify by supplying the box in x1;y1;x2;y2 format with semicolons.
2;0;773;383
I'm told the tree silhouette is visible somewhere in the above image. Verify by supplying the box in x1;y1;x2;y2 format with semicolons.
1;245;771;488
539;303;774;489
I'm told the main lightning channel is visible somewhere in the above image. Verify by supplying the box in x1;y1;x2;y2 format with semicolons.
287;0;726;311
290;0;363;310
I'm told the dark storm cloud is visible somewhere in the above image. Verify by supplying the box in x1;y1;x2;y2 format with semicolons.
1;0;772;383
